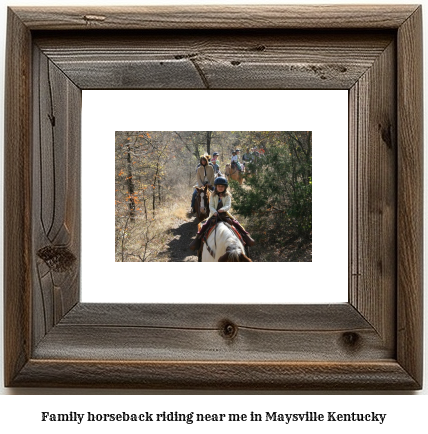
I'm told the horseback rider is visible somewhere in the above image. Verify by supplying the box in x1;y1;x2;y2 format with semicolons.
189;176;255;251
211;152;222;176
231;148;243;171
251;147;260;159
190;154;215;213
242;147;252;172
242;148;252;163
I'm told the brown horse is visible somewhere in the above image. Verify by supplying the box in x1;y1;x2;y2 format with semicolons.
194;184;211;223
225;163;244;185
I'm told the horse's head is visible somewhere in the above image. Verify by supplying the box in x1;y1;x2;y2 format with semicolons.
196;185;209;214
218;244;252;262
225;164;230;176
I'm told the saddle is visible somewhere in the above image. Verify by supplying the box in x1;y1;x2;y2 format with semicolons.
197;220;244;258
198;215;244;246
231;161;243;172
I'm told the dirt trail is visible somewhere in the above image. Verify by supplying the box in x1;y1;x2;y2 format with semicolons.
155;210;311;262
157;214;199;262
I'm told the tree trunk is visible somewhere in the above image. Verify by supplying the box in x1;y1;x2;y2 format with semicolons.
206;131;212;155
307;131;312;182
126;143;136;222
152;162;159;218
121;215;131;262
142;191;148;221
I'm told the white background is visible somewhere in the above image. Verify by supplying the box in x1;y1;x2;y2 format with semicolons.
0;0;427;428
82;90;348;304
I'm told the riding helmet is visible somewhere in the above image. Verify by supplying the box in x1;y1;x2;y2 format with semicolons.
214;176;228;186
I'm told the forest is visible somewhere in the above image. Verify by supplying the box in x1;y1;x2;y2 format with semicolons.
115;131;312;262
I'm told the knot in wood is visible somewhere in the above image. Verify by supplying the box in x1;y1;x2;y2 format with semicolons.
379;122;393;149
219;320;238;340
37;245;76;272
341;332;361;350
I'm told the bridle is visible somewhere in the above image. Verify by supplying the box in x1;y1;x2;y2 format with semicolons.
196;185;209;218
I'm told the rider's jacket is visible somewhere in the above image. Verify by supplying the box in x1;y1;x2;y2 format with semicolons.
196;163;215;187
208;194;231;218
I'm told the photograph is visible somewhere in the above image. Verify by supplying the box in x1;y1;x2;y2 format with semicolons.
115;131;312;263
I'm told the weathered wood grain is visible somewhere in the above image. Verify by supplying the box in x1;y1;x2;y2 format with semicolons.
32;46;81;348
33;326;389;362
34;31;394;89
40;304;389;362
12;5;419;30
4;8;32;388
12;361;419;390
61;303;370;329
396;6;423;387
349;40;396;351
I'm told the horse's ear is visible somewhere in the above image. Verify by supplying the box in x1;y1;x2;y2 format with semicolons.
239;253;252;262
218;252;230;262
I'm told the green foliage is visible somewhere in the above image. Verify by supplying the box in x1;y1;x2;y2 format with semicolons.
231;134;312;242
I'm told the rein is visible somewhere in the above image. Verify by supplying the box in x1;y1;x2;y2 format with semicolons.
204;214;219;259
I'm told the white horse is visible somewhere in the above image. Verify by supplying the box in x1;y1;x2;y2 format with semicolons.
201;222;252;262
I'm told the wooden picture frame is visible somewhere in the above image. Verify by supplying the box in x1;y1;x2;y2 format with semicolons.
4;5;423;390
